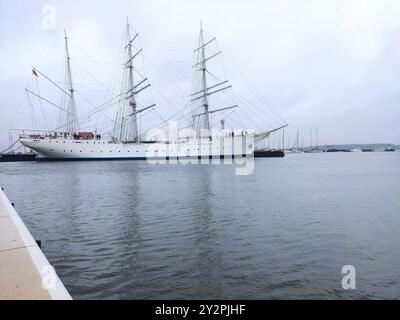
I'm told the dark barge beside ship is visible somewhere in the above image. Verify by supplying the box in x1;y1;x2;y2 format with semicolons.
0;153;37;162
254;149;285;158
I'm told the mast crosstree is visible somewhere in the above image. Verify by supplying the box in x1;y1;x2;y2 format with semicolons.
113;18;154;143
190;23;236;138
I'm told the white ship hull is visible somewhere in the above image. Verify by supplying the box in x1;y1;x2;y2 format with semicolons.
20;135;257;160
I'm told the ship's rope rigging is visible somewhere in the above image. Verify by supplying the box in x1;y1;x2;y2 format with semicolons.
48;91;125;133
194;28;287;131
32;76;49;130
193;44;285;132
0;138;21;154
25;36;127;134
221;56;287;126
25;37;181;135
22;24;287;144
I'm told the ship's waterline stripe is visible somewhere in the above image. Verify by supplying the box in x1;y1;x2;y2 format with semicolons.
35;154;250;161
0;188;71;300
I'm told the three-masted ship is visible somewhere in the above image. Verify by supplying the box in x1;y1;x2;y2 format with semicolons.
20;19;284;160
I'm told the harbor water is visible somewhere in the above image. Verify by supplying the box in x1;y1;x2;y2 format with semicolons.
0;152;399;299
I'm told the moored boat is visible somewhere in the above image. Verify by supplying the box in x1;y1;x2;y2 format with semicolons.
0;153;37;162
254;149;285;158
20;20;286;161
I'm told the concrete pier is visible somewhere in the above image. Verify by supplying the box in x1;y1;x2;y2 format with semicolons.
0;188;71;300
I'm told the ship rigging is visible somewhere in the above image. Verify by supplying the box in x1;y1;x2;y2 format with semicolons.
16;18;287;160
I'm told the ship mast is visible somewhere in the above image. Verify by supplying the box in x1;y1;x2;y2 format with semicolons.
125;18;139;142
199;23;210;135
190;23;235;138
113;18;154;143
64;29;79;134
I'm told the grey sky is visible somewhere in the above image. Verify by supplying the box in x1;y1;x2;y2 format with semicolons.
1;0;400;150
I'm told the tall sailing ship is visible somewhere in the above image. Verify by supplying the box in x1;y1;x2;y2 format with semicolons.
20;19;285;160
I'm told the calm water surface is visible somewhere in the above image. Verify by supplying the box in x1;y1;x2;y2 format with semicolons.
0;152;399;299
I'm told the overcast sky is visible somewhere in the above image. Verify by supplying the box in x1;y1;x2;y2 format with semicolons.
1;0;400;149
